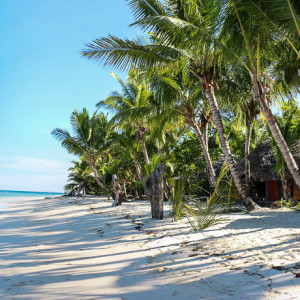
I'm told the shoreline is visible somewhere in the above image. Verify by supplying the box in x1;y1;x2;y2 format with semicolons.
0;190;63;211
0;195;63;211
0;196;42;211
0;196;299;299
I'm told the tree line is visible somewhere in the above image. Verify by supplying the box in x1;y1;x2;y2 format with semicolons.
52;0;300;212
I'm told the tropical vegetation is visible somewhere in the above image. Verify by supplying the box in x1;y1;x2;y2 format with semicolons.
53;0;300;228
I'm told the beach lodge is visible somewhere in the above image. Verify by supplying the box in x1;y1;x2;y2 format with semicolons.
239;140;300;203
213;140;300;204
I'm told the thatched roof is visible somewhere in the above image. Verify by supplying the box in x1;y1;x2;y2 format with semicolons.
213;140;296;182
237;140;280;181
200;140;299;182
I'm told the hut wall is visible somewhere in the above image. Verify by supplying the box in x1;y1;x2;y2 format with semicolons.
293;180;300;201
276;181;283;200
256;182;265;199
268;180;277;201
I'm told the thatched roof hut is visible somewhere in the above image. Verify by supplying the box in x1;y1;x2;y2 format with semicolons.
212;140;298;181
210;139;300;202
237;140;280;181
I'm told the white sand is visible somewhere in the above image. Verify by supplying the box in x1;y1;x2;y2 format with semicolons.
0;196;299;300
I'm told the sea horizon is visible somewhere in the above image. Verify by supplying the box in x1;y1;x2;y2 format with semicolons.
0;189;63;195
0;190;64;210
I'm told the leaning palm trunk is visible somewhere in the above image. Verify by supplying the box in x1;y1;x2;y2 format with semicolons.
205;85;259;211
90;162;113;197
202;120;209;150
245;119;254;191
134;161;143;183
190;117;216;189
252;80;300;189
138;131;150;165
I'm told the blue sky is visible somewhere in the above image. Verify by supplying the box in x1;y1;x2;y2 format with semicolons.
1;1;298;193
0;0;136;192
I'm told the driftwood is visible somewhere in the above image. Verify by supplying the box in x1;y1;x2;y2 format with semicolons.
122;181;127;196
145;163;164;219
112;175;123;207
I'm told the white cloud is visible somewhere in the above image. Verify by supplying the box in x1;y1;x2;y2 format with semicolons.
0;156;70;174
0;173;68;193
0;156;71;192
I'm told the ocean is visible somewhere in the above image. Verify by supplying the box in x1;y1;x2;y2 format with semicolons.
0;190;63;210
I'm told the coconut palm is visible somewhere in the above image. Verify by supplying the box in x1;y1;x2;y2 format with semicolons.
98;70;153;165
109;126;144;183
270;103;300;201
147;68;217;189
216;0;300;188
218;65;262;192
81;0;259;210
52;108;112;195
65;159;95;196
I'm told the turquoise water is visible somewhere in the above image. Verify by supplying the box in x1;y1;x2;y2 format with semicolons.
0;190;63;209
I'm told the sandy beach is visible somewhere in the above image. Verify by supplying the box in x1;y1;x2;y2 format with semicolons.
0;196;299;299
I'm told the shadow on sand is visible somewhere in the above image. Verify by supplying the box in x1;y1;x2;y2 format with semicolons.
0;197;299;299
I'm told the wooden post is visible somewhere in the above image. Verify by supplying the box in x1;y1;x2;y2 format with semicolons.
145;163;164;219
122;181;127;196
112;175;123;207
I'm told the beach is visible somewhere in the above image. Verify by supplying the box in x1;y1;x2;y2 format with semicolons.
0;196;299;299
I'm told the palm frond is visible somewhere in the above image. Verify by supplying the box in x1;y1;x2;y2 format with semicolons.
127;0;167;20
82;35;177;72
183;164;238;230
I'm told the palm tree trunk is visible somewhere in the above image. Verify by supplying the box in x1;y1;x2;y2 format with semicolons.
253;81;300;189
83;185;86;199
134;161;143;183
122;181;127;196
139;132;150;165
203;120;209;150
190;117;216;189
281;169;289;201
90;162;112;195
245;119;254;191
205;85;259;211
134;160;144;200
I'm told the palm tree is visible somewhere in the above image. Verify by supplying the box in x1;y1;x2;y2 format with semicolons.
218;65;262;193
148;68;217;189
270;103;300;201
52;108;112;195
81;0;259;210
110;126;145;183
216;0;300;188
65;159;95;196
98;70;152;165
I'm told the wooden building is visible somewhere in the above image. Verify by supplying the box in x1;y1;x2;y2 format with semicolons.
237;140;300;202
211;140;300;203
